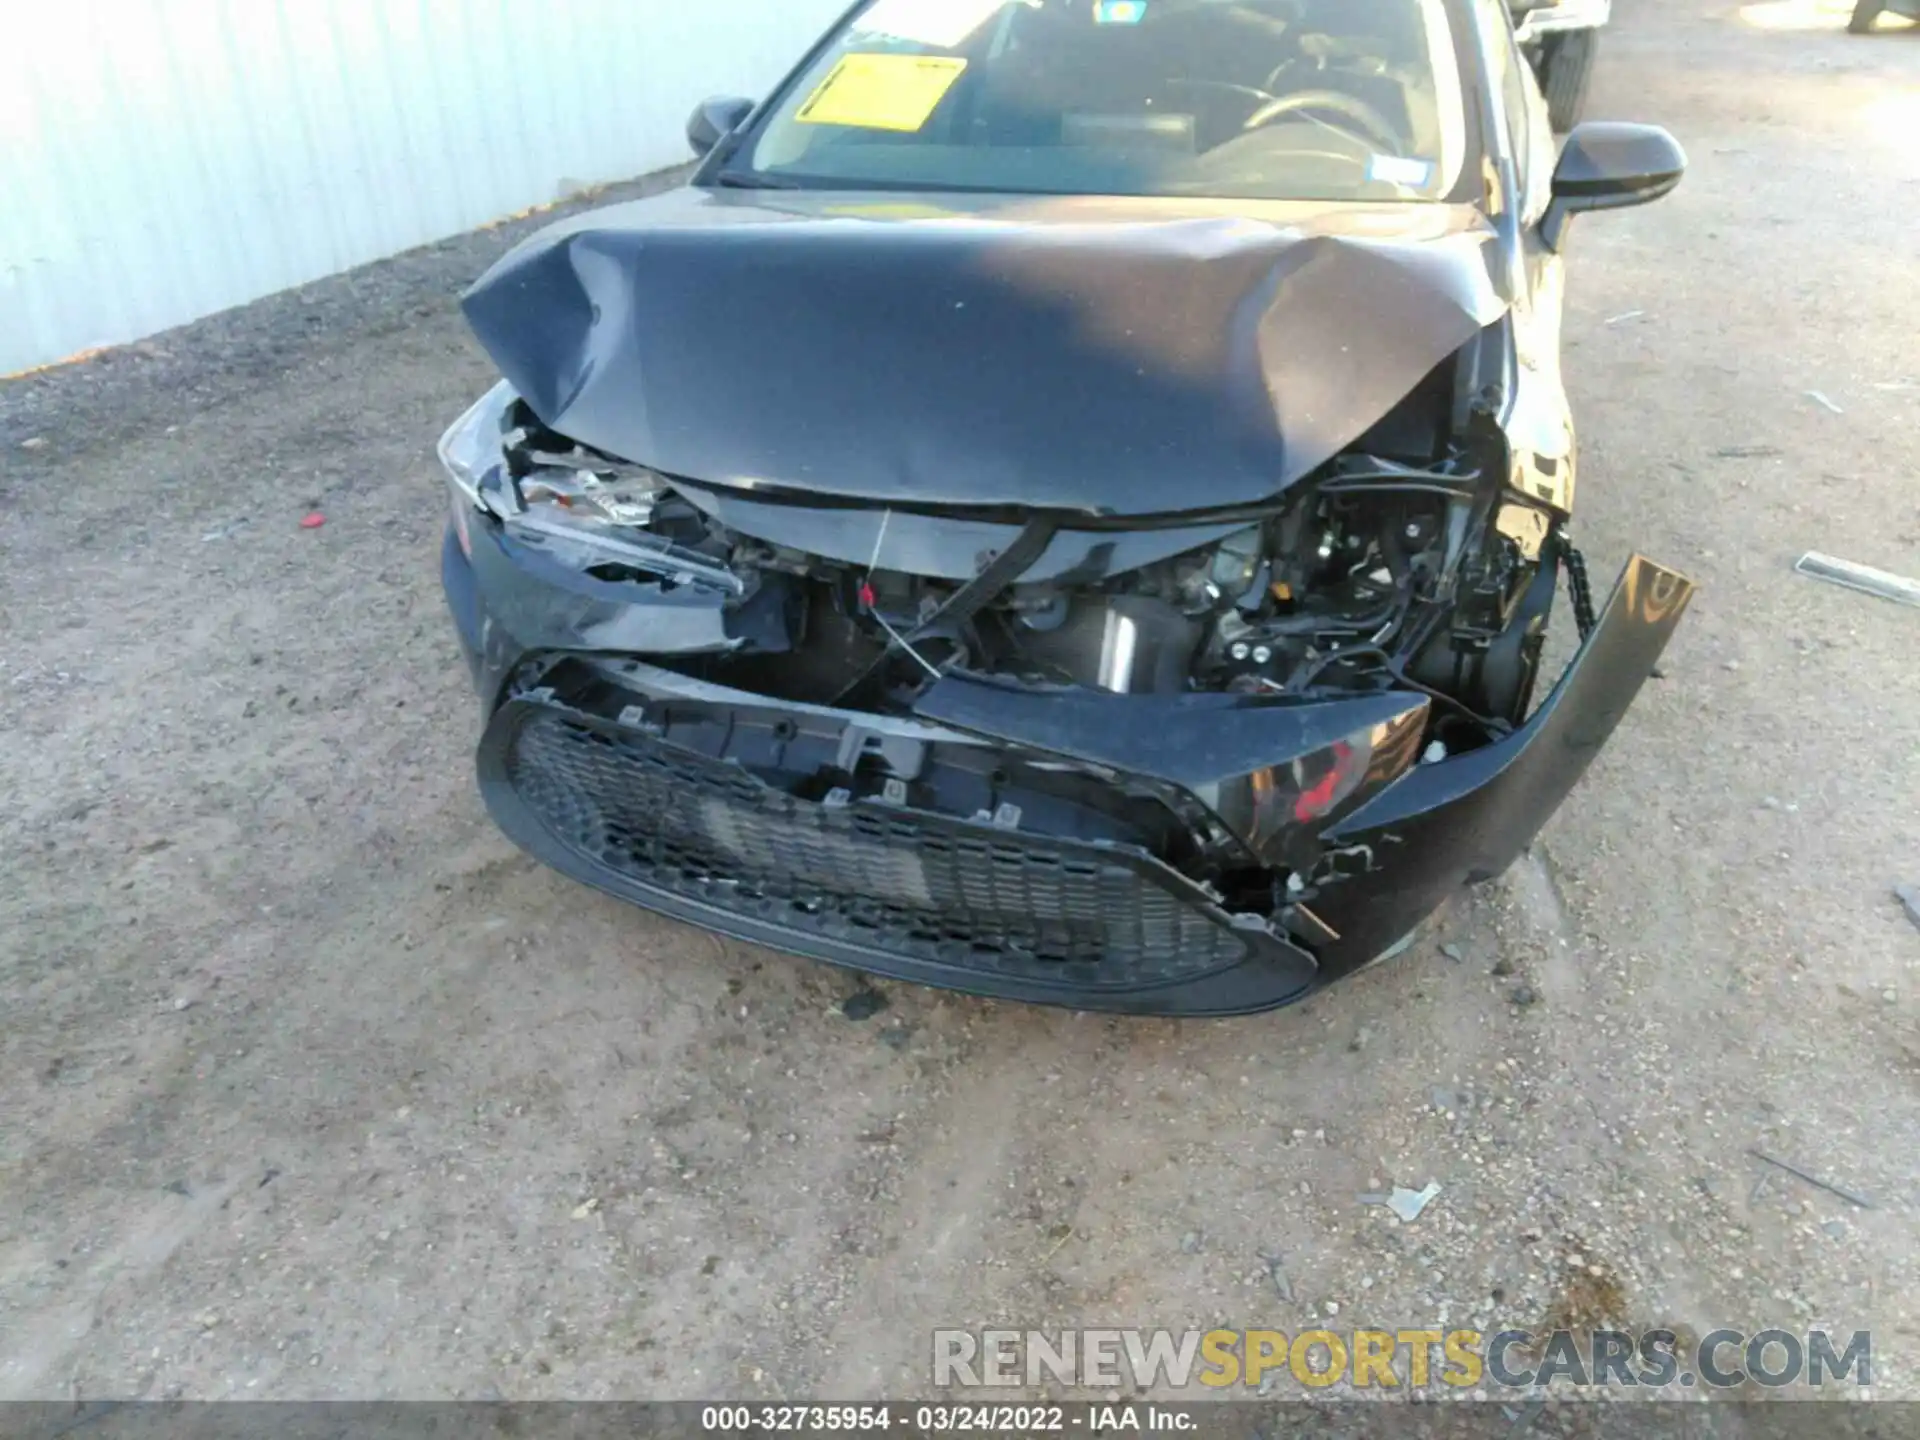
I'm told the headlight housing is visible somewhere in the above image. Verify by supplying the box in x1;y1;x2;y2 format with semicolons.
435;381;515;557
1216;702;1430;873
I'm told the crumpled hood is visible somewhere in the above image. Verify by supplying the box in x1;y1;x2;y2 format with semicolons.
463;187;1510;517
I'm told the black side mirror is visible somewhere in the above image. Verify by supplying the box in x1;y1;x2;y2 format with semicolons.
687;96;755;158
1541;122;1686;251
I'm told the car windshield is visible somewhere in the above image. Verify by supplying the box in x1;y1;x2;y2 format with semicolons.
737;0;1475;201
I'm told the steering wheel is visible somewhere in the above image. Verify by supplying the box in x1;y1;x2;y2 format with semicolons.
1164;77;1285;110
1241;89;1402;153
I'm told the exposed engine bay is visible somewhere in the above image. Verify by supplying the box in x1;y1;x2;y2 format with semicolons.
488;393;1565;754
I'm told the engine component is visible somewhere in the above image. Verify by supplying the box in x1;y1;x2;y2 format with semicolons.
1010;594;1201;694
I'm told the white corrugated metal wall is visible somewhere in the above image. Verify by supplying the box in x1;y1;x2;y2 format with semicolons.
0;0;849;374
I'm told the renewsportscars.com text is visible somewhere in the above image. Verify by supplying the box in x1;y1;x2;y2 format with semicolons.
932;1327;1871;1391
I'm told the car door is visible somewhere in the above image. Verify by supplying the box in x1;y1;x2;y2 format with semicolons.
1477;0;1577;515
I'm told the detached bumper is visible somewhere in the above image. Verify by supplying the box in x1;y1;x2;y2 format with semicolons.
443;526;1691;1014
1307;554;1691;977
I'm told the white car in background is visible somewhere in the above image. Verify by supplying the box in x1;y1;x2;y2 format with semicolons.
1509;0;1608;130
1849;0;1920;32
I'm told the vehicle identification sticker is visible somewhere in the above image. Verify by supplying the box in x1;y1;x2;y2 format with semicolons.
1367;153;1435;187
796;53;969;132
1094;0;1149;22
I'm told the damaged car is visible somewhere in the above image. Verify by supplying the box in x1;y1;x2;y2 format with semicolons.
437;0;1693;1016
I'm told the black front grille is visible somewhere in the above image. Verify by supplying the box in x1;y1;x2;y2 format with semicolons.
499;707;1250;988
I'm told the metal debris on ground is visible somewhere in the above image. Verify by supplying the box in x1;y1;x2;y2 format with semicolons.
840;988;889;1021
1713;444;1781;458
1893;884;1920;933
1440;942;1465;963
1806;390;1845;415
1794;552;1920;609
1502;1399;1547;1434
1747;1149;1874;1210
1604;310;1645;325
1258;1251;1295;1304
1358;1181;1442;1223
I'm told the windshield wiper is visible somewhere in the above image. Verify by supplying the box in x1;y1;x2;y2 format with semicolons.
712;170;801;190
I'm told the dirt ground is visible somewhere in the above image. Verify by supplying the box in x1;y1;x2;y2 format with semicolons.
2;0;1917;1406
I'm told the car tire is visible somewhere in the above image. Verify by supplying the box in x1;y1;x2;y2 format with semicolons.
1848;0;1884;33
1541;29;1598;133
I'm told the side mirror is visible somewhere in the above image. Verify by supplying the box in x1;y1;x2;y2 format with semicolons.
687;96;755;158
1541;122;1686;251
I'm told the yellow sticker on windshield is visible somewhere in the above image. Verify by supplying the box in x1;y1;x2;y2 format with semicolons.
795;53;968;132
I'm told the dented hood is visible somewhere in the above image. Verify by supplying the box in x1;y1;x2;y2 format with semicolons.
462;187;1509;517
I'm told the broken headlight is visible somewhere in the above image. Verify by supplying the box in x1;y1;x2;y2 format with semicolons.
1216;703;1430;871
435;380;666;551
437;382;742;594
513;466;664;534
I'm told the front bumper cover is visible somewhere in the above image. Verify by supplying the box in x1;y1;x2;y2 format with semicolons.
478;673;1322;1016
444;523;1691;1015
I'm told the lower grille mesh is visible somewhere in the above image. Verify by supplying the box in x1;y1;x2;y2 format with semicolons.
503;710;1248;986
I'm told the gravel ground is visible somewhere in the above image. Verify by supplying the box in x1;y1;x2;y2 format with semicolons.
3;0;1918;1408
